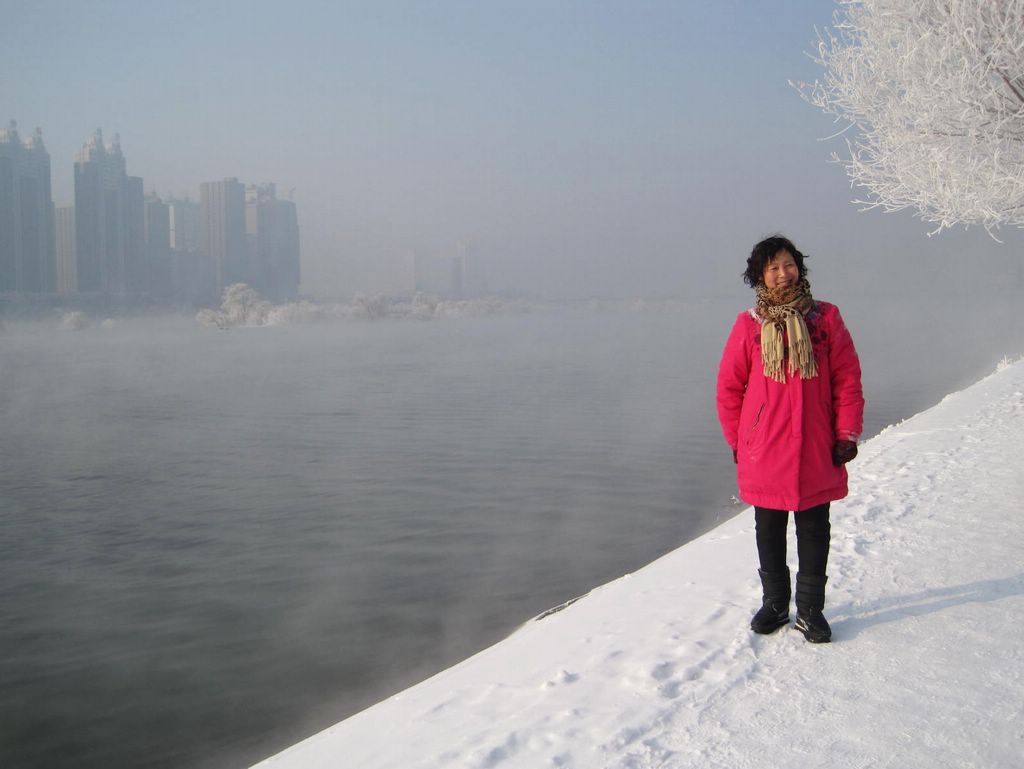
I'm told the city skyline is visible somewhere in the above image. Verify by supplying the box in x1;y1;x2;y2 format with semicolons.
1;122;302;306
7;119;481;303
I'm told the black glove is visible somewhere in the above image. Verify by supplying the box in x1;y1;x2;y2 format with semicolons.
832;439;858;466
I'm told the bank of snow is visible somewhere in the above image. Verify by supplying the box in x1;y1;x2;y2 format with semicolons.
255;359;1024;769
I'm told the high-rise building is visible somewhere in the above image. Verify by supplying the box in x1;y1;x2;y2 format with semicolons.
0;120;56;293
167;196;199;253
144;193;171;299
125;175;146;293
55;206;76;294
73;129;145;294
200;178;247;294
245;183;301;302
144;194;169;256
166;194;209;306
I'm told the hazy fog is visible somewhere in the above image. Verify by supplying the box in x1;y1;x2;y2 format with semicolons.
6;0;1022;300
6;5;1024;766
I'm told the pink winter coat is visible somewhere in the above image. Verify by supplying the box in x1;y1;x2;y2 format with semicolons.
716;301;864;511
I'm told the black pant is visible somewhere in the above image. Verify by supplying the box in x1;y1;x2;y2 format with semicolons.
754;503;830;576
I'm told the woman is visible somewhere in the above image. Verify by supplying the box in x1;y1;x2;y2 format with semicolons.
716;235;863;643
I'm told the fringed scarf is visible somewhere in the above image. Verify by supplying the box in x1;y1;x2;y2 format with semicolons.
755;277;818;383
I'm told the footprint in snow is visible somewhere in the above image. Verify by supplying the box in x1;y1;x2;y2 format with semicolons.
542;669;579;688
650;661;675;681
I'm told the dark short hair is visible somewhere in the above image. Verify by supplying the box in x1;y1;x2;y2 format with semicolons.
743;235;809;288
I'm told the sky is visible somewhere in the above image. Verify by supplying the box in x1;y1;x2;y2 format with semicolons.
4;0;1022;299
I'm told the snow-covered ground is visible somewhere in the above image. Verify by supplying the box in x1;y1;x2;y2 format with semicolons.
254;359;1024;769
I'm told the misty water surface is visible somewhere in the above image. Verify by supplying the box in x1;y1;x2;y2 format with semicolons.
1;295;1021;769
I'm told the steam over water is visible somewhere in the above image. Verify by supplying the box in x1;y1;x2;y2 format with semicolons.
1;298;1020;768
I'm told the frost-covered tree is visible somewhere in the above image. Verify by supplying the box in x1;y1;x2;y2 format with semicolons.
195;283;274;328
796;0;1024;232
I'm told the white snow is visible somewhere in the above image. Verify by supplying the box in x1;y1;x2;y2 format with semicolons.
254;359;1024;769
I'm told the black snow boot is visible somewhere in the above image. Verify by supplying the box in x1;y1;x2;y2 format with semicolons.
750;568;791;634
795;572;832;643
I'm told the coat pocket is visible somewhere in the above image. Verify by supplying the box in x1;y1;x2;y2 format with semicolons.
744;401;766;456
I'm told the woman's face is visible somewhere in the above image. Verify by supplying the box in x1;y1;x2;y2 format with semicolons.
762;250;799;290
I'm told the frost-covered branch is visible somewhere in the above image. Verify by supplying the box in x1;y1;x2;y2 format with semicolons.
794;0;1024;232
